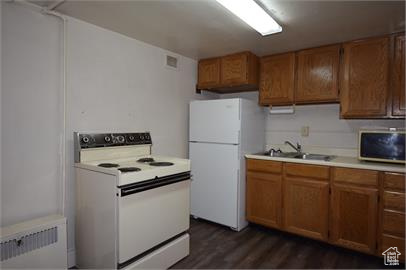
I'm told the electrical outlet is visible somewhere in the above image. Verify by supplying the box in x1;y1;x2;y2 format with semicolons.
301;126;309;137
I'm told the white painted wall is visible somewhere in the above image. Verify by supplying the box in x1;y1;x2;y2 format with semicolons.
65;16;203;258
1;3;62;226
0;1;2;222
1;2;205;265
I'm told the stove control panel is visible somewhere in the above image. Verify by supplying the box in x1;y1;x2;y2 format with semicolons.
75;132;152;149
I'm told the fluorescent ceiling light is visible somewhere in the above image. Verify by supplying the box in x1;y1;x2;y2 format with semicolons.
216;0;282;36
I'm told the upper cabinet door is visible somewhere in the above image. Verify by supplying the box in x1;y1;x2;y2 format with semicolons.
221;52;248;85
392;34;405;116
220;51;258;87
197;58;221;89
340;37;389;118
259;53;295;106
296;45;340;103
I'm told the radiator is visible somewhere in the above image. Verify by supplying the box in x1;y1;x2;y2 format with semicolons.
0;215;67;269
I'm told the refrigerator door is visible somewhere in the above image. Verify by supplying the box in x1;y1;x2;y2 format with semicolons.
190;99;241;144
190;142;239;229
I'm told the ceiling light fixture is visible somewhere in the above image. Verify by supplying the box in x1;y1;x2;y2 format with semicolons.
216;0;282;36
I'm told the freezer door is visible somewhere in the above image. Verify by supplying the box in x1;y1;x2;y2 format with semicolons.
190;99;241;144
190;142;239;228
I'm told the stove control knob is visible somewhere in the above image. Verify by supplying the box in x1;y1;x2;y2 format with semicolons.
140;134;145;140
82;136;90;143
129;135;135;141
145;134;150;140
104;136;111;142
117;135;125;143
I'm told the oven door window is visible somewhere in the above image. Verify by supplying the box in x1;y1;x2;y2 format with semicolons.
361;133;405;161
117;180;190;264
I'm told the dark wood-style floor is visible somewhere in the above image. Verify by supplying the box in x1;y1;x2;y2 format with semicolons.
172;218;404;269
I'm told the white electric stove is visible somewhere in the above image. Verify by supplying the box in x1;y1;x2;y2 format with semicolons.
74;132;190;269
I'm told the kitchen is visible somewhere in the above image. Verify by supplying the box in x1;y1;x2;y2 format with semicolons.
1;0;405;269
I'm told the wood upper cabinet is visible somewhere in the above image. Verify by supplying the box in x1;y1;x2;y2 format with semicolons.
197;58;221;89
259;53;295;106
330;168;379;254
296;45;341;103
246;171;282;229
340;37;390;118
197;51;259;92
392;34;405;116
283;165;329;241
221;52;258;86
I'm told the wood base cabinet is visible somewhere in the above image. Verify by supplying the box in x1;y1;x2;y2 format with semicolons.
283;177;329;241
246;158;405;261
379;172;405;261
330;184;378;254
330;168;379;254
246;171;282;229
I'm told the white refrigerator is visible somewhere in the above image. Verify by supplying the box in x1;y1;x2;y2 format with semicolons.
189;98;265;231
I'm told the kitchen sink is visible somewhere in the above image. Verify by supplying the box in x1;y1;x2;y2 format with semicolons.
292;153;335;161
257;151;335;161
257;151;298;158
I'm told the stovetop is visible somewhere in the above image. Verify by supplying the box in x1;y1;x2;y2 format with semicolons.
75;155;191;187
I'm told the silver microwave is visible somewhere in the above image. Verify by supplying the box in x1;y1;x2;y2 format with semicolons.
359;130;405;164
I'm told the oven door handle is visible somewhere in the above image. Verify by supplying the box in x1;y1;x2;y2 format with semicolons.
120;173;190;197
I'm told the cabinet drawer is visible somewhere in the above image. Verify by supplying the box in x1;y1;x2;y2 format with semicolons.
383;210;405;237
246;159;282;174
383;172;405;192
284;163;329;180
333;168;378;187
383;191;405;211
381;234;405;261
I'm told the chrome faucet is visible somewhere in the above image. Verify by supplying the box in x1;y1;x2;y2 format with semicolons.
284;141;302;153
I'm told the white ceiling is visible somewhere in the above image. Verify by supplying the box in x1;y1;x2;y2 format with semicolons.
35;0;405;60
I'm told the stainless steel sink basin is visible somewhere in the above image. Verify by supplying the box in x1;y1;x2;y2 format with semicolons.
257;151;298;158
293;153;335;161
257;151;335;161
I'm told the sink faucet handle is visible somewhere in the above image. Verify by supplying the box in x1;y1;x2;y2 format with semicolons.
296;142;302;152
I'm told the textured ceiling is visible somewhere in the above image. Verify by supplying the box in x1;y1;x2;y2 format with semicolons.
35;0;405;60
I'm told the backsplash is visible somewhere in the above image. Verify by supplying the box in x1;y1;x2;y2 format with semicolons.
266;104;404;156
219;92;405;157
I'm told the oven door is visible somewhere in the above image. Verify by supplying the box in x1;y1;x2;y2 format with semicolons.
117;173;190;265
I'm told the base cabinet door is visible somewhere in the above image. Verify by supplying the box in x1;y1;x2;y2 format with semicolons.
330;184;378;254
283;178;329;241
246;171;282;229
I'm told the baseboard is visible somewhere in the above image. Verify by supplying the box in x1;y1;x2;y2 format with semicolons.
67;249;76;268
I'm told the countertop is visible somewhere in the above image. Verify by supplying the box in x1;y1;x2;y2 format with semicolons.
245;154;406;173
